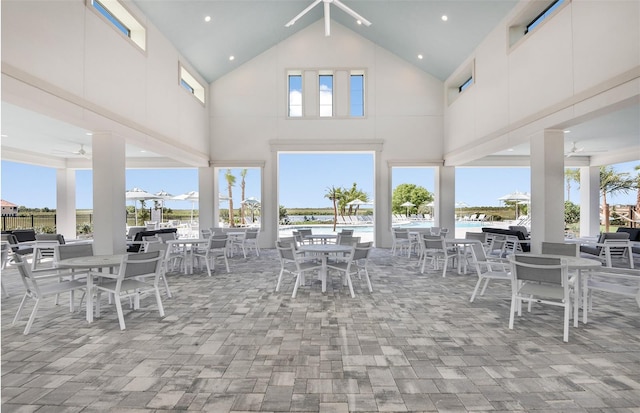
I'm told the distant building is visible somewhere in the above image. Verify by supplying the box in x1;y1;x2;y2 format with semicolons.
1;200;18;216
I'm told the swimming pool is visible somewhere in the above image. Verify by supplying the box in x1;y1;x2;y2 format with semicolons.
279;220;484;236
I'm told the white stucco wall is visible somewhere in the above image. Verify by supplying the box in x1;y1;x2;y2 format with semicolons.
1;0;209;161
210;20;444;246
444;0;640;162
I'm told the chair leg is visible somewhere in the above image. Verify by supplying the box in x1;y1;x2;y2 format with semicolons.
13;293;29;325
563;303;570;342
480;278;490;295
509;296;517;330
24;298;41;335
155;288;165;317
363;269;373;293
345;273;355;298
114;298;126;330
205;258;213;277
162;273;172;298
470;278;483;302
292;273;301;298
223;255;230;273
275;268;285;292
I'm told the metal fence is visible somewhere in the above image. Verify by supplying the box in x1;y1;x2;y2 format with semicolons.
1;214;93;232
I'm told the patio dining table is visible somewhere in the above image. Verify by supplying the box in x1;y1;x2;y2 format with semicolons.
56;254;126;323
298;244;352;293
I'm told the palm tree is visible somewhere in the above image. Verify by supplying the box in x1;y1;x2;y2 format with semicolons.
565;168;580;202
239;169;247;224
600;166;634;232
324;186;343;231
225;169;236;227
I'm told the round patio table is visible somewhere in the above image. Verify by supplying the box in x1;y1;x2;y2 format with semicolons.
298;244;353;293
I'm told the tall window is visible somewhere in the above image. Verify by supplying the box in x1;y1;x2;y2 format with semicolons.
526;0;565;34
179;64;205;104
350;73;364;117
89;0;146;51
288;74;302;117
319;74;333;117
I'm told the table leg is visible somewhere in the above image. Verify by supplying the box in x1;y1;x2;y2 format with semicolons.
86;273;94;323
321;255;327;293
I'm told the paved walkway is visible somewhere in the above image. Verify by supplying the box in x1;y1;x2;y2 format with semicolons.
2;248;639;412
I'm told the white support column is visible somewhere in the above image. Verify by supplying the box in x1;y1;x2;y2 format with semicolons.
435;166;456;235
376;154;391;248
56;168;76;240
198;166;214;231
92;132;126;254
530;129;565;253
263;155;276;248
580;166;601;238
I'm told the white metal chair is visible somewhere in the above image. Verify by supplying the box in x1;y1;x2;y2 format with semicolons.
192;235;230;276
326;241;373;296
468;241;511;302
94;251;165;330
142;242;173;298
391;228;412;257
11;253;86;334
583;268;640;323
419;234;457;277
234;228;260;258
508;254;571;342
275;241;322;297
541;242;579;257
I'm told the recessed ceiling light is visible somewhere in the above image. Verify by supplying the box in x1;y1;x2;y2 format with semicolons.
86;132;93;136
564;130;571;133
204;16;211;22
229;56;235;61
507;148;514;152
417;54;423;60
1;134;8;138
356;20;362;25
441;15;448;21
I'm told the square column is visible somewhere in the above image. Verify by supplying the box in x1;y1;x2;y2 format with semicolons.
198;166;214;231
580;166;600;238
530;129;565;252
92;132;126;254
56;168;76;240
435;166;456;235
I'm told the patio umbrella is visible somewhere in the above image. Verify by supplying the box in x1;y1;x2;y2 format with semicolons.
173;191;199;222
241;197;261;223
347;198;370;215
498;191;530;219
125;187;158;225
154;190;174;223
400;201;415;217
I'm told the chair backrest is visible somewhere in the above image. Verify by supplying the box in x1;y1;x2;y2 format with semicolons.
209;235;228;250
541;242;578;257
122;251;162;279
12;253;42;296
1;242;10;269
469;241;488;263
339;229;354;236
55;243;94;261
602;239;632;258
353;241;372;261
245;229;259;240
593;232;630;254
156;232;177;243
509;225;530;238
298;229;312;238
144;241;169;255
278;236;297;247
276;241;296;261
201;229;212;239
35;233;66;244
465;232;487;243
1;233;18;245
430;227;441;236
338;235;360;246
393;228;409;240
511;254;566;285
422;234;445;250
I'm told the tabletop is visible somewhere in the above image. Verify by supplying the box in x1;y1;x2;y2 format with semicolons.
56;254;125;269
299;244;352;254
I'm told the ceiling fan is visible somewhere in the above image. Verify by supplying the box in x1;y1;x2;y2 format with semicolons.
285;0;372;37
53;144;91;159
565;141;606;158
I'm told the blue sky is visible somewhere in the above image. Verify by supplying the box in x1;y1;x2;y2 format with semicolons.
1;157;637;210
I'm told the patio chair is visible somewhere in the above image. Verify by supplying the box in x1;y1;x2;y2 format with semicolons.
391;228;412;257
11;253;86;334
419;234;457;277
541;242;579;257
580;232;632;268
2;242;11;297
192;235;230;276
508;254;571;342
274;241;322;297
142;242;173;298
233;228;260;258
468;242;511;302
326;241;374;296
94;251;165;330
32;234;66;270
